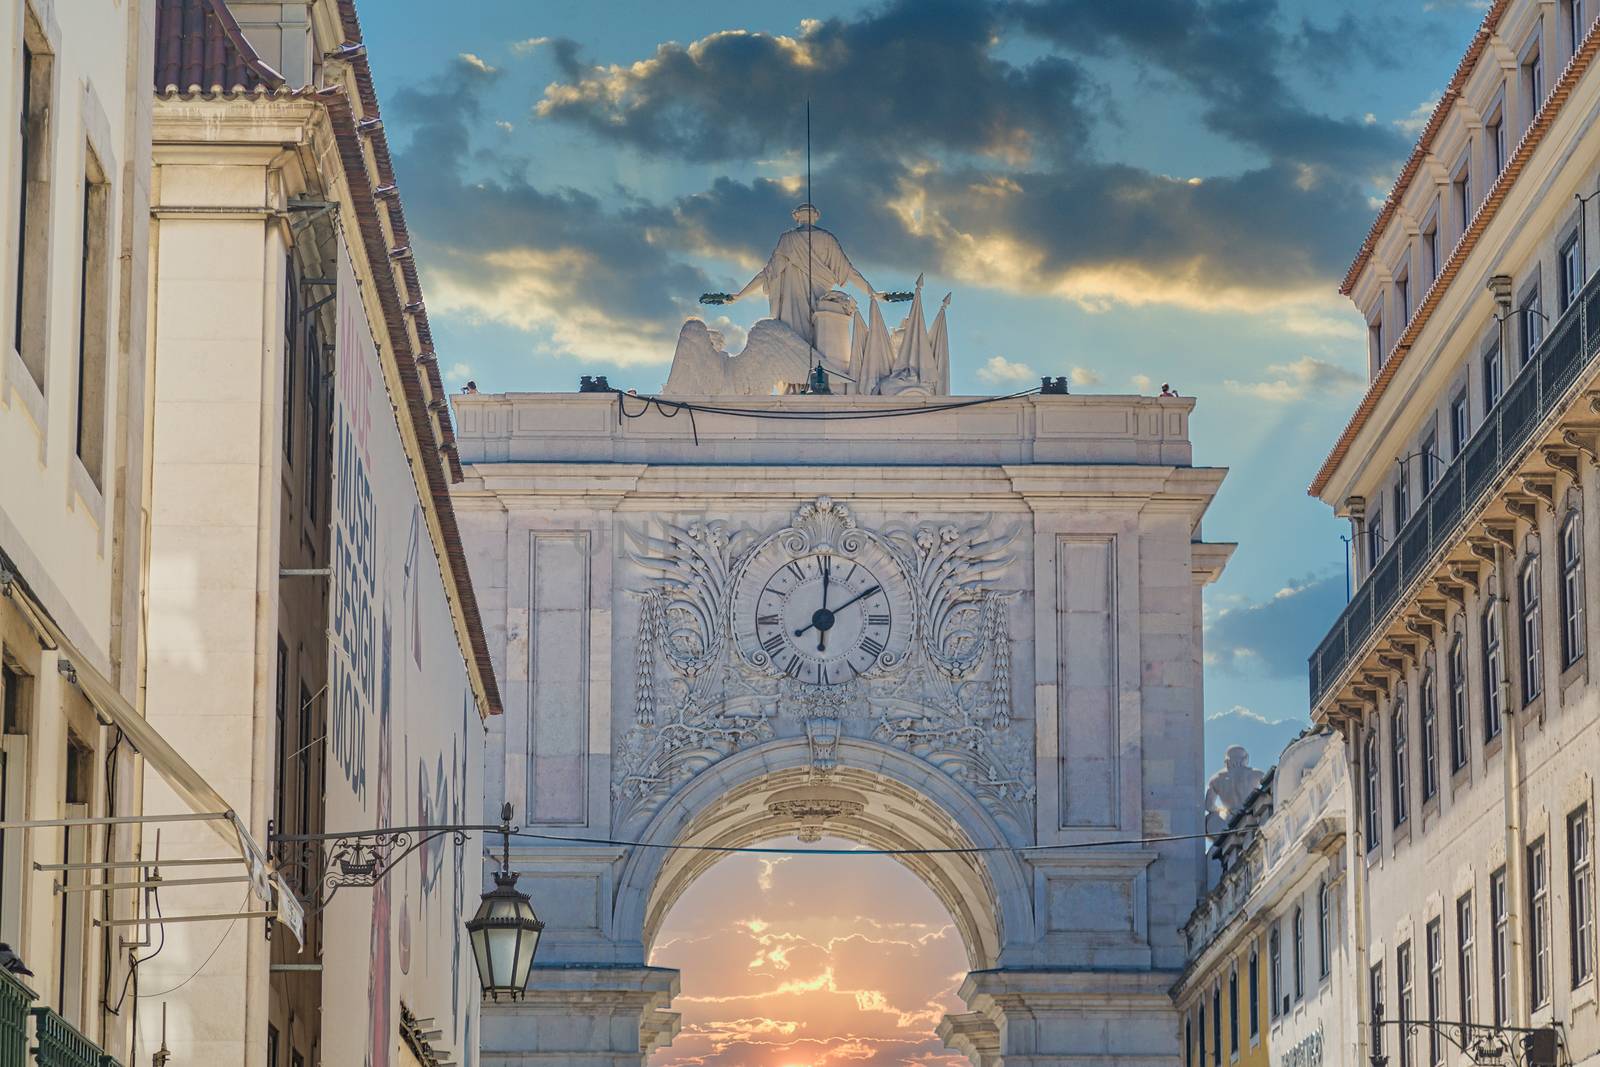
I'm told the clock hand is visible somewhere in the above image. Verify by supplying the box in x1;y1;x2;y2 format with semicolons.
829;584;882;615
820;557;831;611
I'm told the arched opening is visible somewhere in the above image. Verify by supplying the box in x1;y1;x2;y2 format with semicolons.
646;833;970;1066
613;738;1034;973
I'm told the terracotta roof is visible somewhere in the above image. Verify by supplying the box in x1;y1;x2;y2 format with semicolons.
1310;10;1600;498
155;0;286;95
1339;0;1511;296
321;87;501;716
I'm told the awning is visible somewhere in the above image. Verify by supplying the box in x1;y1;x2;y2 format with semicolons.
0;557;303;944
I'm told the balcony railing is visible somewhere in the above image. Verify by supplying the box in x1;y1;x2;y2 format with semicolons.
29;1008;119;1067
0;968;33;1067
1309;267;1600;705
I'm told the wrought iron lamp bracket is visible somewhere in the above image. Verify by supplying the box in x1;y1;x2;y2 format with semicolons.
269;820;508;914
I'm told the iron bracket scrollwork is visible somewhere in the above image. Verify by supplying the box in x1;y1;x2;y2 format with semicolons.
269;820;506;914
1372;1013;1564;1067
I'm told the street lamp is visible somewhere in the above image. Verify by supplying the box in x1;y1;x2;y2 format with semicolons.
466;803;543;1000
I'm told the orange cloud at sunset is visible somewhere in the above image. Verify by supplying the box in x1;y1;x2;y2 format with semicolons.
648;837;969;1067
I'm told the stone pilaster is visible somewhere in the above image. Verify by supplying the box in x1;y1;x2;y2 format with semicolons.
957;969;1180;1066
939;1011;1003;1065
479;966;679;1066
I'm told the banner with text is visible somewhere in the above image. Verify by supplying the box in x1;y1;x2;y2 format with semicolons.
327;234;485;1067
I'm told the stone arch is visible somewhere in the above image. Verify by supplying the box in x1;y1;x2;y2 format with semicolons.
612;736;1035;971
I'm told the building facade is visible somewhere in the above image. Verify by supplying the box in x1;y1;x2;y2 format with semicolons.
1176;734;1351;1067
1310;1;1600;1064
452;376;1233;1064
0;0;159;1060
138;2;502;1065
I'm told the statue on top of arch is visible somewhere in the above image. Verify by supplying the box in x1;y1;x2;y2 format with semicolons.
665;202;953;397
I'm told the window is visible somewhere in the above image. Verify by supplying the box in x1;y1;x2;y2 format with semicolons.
1459;892;1477;1024
1365;728;1383;851
1420;668;1439;801
1529;838;1551;1008
1449;635;1469;772
1212;984;1221;1066
1561;235;1585;312
1451;391;1471;458
1188;1014;1195;1067
1248;945;1260;1037
1491;867;1510;1026
1427;919;1445;1066
1561;511;1586;667
1483;341;1504;409
297;682;313;838
1424;214;1441;285
1489;108;1508;178
305;320;322;519
1396;266;1411;327
283;263;296;463
1454;159;1473;237
1269;925;1282;1017
1483;604;1505;741
1523;38;1546;120
12;21;54;389
1565;0;1589;57
1370;963;1386;1061
74;150;111;488
1229;965;1239;1053
1421;432;1439;495
1520;291;1545;368
1368;506;1386;568
1369;311;1385;376
1571;805;1595;986
1318;879;1332;978
1392;695;1410;828
1398;940;1415;1067
1395;463;1411;524
1521;556;1543;705
1293;906;1305;1001
1200;1001;1208;1067
274;640;288;837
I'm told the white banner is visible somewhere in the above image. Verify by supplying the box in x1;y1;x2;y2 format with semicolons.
327;235;485;1067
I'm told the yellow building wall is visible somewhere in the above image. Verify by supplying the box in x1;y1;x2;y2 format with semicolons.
1179;931;1272;1067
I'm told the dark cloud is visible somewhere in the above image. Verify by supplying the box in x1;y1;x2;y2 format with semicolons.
391;57;714;364
536;0;1093;164
1207;573;1346;678
386;2;1439;364
1006;0;1407;172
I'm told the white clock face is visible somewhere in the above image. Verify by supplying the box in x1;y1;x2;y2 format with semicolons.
735;550;911;685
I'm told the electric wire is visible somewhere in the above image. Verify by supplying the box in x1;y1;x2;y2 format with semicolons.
614;385;1044;444
136;889;254;998
505;826;1250;858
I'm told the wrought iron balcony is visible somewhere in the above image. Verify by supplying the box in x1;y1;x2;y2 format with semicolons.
28;1007;119;1067
1309;267;1600;706
0;968;34;1067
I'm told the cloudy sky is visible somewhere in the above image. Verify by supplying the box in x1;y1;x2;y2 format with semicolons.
360;0;1484;1061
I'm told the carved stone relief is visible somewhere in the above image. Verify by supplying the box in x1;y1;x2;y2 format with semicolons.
614;497;1032;838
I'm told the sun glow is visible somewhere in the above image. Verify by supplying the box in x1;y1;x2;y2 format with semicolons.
647;837;969;1067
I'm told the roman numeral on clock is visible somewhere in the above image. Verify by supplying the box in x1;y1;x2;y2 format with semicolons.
860;636;885;657
785;561;806;581
762;633;786;654
785;654;802;676
866;613;890;626
756;614;781;626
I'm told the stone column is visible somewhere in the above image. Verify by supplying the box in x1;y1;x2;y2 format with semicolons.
479;966;680;1065
957;969;1180;1065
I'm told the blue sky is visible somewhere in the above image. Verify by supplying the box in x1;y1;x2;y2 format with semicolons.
360;0;1487;774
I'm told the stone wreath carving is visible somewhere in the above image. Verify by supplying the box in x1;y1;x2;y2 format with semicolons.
614;497;1033;839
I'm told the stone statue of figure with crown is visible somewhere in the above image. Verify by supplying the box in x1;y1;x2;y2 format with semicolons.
663;203;953;397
